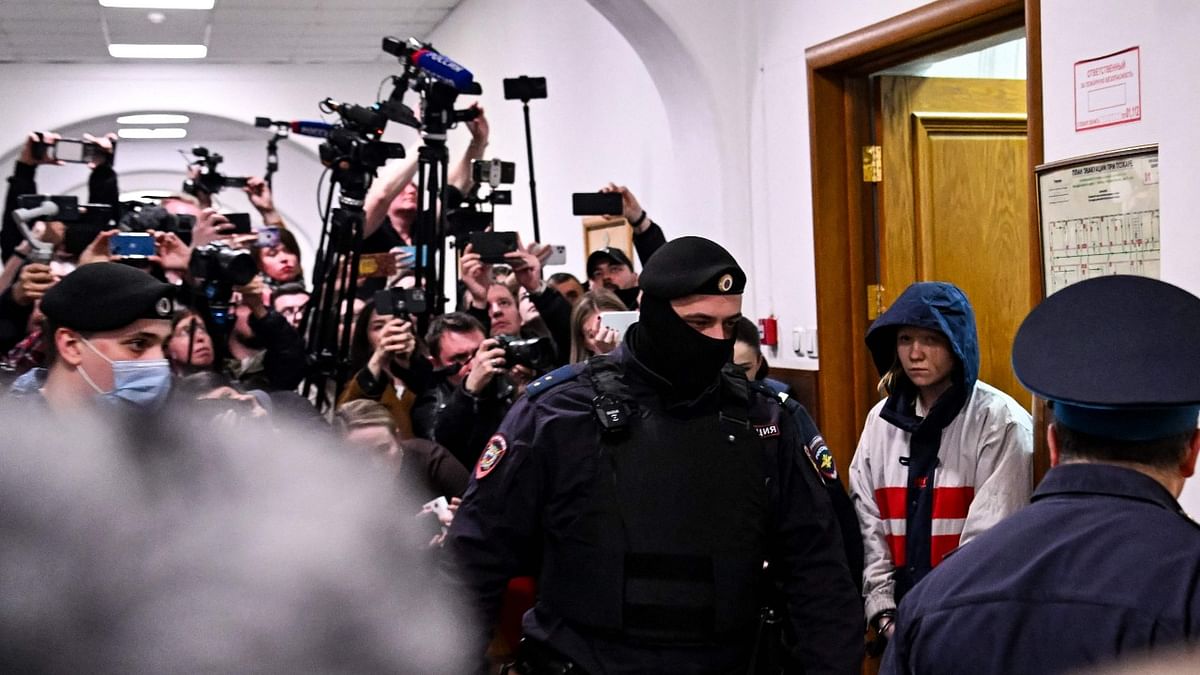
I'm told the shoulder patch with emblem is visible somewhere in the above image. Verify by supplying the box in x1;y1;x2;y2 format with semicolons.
476;434;507;479
805;435;838;482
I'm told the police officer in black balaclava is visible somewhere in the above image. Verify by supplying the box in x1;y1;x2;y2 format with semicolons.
447;236;864;675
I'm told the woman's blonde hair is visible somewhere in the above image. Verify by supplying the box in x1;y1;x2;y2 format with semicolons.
333;399;397;436
877;358;903;398
569;288;629;364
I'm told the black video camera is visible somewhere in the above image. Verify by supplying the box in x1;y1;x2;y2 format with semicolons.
189;242;258;287
118;201;196;244
183;146;250;196
374;287;427;316
496;334;555;372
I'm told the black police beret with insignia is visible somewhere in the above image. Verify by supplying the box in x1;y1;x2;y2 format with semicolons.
639;236;746;300
41;262;175;332
1012;275;1200;441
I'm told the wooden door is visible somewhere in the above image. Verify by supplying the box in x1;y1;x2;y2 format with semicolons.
876;75;1033;408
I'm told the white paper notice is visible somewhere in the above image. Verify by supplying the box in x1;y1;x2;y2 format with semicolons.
1074;47;1141;132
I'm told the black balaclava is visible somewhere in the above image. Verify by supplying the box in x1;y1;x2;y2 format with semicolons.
630;294;733;397
628;236;746;400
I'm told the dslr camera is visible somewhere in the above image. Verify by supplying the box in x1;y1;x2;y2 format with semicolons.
495;334;555;371
189;242;258;287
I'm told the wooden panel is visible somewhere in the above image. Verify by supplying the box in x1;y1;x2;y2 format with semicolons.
878;76;1034;411
1025;0;1051;485
809;67;877;475
912;114;1030;404
806;0;1024;72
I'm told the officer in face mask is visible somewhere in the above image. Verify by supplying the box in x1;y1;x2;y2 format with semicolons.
447;236;864;675
11;262;176;412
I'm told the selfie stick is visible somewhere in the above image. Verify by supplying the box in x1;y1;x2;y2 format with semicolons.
505;77;546;242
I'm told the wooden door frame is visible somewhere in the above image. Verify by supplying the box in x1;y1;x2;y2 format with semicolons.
805;0;1049;483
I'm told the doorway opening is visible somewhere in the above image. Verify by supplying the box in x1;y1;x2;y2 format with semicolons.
805;0;1046;492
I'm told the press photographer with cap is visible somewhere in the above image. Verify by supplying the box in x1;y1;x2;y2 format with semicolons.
882;275;1200;675
10;262;175;412
447;236;862;674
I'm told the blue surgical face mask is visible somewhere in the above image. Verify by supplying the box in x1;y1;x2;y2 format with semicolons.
78;338;173;411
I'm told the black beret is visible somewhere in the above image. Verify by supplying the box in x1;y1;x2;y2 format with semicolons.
639;236;746;300
586;247;635;278
1012;275;1200;441
41;262;176;332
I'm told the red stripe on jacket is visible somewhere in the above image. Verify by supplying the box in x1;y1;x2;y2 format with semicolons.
875;486;976;568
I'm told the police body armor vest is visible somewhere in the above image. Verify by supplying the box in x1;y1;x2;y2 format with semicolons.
538;357;777;643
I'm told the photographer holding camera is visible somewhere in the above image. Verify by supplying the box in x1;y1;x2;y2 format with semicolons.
2;131;119;263
339;296;434;439
461;241;571;368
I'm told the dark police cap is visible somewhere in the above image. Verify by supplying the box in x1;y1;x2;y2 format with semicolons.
639;236;746;300
586;246;635;278
1012;275;1200;441
41;262;176;332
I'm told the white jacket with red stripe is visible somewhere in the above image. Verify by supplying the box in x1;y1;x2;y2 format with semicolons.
849;380;1034;623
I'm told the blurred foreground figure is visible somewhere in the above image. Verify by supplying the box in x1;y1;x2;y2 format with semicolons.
0;405;471;674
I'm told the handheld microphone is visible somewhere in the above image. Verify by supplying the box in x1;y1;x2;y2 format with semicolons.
411;48;475;92
287;120;335;138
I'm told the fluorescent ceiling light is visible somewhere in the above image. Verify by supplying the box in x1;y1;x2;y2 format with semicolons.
118;127;188;139
99;1;215;9
108;43;207;59
116;113;190;125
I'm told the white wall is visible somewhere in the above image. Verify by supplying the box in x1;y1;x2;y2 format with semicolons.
1041;0;1200;515
426;0;675;277
748;0;930;369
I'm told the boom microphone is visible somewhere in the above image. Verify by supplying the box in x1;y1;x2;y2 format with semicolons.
254;116;336;139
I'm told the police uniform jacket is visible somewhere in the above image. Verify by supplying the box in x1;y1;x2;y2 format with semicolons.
882;463;1200;675
446;343;864;674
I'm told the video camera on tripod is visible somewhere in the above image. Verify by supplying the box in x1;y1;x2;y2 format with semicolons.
299;36;482;411
182;146;251;196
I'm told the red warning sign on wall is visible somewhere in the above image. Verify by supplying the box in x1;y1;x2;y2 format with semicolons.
1074;46;1141;132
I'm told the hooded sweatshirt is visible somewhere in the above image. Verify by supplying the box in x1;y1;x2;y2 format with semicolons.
849;282;1033;624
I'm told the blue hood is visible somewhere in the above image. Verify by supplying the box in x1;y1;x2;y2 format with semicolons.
865;282;979;391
